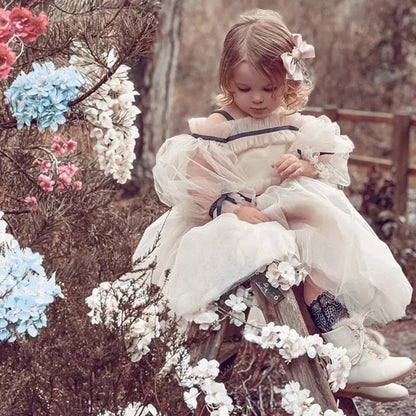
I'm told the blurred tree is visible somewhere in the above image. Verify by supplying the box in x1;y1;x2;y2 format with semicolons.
133;0;183;180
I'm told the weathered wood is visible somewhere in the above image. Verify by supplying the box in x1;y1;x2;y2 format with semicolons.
302;106;414;219
252;284;339;411
303;107;394;124
292;286;361;415
189;317;231;362
392;113;411;217
305;106;416;126
323;105;339;121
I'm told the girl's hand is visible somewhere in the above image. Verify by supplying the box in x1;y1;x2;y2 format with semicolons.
234;206;270;224
272;154;318;179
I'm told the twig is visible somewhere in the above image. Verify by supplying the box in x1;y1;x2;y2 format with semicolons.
0;149;37;184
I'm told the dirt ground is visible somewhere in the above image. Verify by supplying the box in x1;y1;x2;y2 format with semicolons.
354;314;416;415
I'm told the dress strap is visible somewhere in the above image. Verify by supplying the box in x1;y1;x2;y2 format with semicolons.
211;109;234;121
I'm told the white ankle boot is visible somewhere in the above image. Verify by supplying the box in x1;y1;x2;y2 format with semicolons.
322;316;415;387
337;383;409;402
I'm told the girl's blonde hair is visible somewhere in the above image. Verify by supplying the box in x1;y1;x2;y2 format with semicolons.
217;9;313;111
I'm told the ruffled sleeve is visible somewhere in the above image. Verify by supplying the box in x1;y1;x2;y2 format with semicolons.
288;115;355;187
152;120;252;224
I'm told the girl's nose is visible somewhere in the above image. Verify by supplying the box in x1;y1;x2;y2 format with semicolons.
252;92;264;103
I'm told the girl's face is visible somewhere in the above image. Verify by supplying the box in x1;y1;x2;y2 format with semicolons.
230;61;284;119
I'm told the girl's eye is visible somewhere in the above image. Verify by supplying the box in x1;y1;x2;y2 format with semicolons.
237;87;250;92
264;87;274;93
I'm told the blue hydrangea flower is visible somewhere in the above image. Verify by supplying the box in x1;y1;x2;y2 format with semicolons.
5;61;85;132
0;243;63;343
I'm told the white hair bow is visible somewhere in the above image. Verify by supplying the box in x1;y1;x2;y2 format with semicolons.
281;34;315;81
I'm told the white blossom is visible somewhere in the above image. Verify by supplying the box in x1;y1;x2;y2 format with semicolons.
281;381;314;416
304;403;323;416
276;327;306;362
264;260;307;291
324;409;346;416
304;333;324;359
244;320;350;392
193;358;220;379
183;305;220;331
184;387;199;410
98;402;160;416
70;46;140;184
225;293;247;313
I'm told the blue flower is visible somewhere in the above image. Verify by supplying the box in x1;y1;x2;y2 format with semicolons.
5;61;85;132
0;242;63;342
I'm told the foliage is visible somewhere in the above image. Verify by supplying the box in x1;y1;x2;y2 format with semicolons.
359;167;416;307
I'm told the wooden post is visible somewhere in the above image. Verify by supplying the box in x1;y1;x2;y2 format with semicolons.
252;285;339;411
392;113;411;217
323;105;339;121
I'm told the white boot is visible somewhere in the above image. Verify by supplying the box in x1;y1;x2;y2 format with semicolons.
322;315;415;387
337;383;409;402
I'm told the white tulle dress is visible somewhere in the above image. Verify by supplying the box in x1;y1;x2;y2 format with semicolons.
131;109;412;324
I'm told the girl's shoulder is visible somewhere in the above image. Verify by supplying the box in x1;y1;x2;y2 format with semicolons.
190;109;237;138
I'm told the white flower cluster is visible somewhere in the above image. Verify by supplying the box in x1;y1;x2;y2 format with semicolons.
184;286;258;330
160;348;234;415
98;402;160;416
280;381;346;416
70;49;140;184
181;358;234;416
264;260;308;291
244;322;351;392
85;278;162;362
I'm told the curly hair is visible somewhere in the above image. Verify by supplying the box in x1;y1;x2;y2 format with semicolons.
217;9;313;111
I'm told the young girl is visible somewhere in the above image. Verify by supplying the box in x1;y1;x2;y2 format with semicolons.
133;9;413;402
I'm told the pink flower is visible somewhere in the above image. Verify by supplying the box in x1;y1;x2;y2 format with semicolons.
58;171;72;186
39;159;51;173
56;181;67;193
9;8;48;44
38;174;55;192
0;42;16;79
66;139;78;153
58;164;78;187
58;164;78;177
0;9;12;43
24;196;38;211
51;135;67;155
73;181;82;190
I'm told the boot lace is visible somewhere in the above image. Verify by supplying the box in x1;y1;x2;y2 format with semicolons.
347;311;389;365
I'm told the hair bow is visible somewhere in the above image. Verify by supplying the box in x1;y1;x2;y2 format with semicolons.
281;34;315;81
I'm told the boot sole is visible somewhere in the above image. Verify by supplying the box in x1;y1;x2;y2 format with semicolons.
347;363;415;388
336;390;409;403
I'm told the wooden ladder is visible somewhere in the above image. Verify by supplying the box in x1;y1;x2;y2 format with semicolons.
189;279;361;416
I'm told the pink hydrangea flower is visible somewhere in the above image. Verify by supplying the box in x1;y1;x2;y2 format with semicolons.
9;8;48;44
0;43;16;79
38;174;55;192
51;135;67;155
24;196;38;211
66;139;78;153
0;9;12;43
